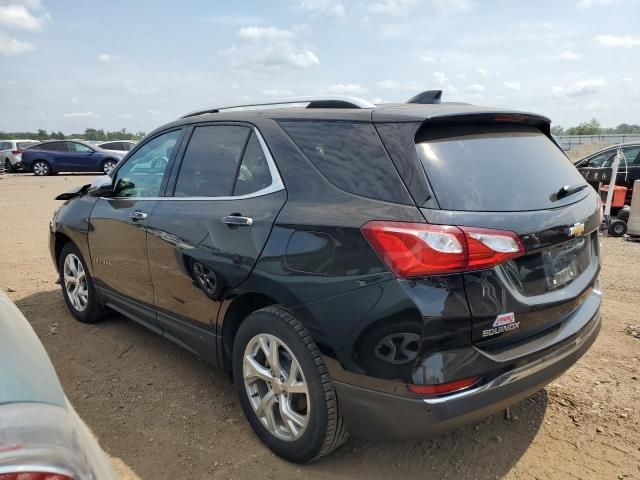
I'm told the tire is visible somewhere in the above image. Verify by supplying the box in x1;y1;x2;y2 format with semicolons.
5;159;13;173
32;160;51;176
232;306;348;463
58;242;107;323
102;159;117;174
609;219;627;237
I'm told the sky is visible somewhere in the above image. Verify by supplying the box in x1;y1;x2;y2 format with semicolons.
0;0;639;133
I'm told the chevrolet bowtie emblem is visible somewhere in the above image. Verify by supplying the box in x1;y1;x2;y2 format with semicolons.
569;222;585;237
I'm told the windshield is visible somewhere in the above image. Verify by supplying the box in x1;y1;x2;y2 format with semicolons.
416;125;588;212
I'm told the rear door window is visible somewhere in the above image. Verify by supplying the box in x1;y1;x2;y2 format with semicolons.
174;125;250;197
279;121;411;204
416;125;588;212
233;132;272;196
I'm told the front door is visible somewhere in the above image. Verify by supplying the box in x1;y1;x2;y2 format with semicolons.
88;129;184;331
146;125;286;361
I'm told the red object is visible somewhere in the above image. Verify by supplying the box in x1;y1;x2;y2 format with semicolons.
11;149;21;155
407;376;481;396
599;185;627;209
0;473;73;480
361;221;524;277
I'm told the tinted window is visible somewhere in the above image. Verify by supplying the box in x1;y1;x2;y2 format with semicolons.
279;121;410;204
174;125;250;197
583;151;614;168
100;142;119;150
17;141;37;150
233;132;272;196
67;142;92;153
114;129;181;198
44;142;67;152
0;142;10;150
123;142;135;151
416;125;588;211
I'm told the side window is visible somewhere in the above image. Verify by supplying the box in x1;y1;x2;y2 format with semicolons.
0;142;9;150
279;121;410;204
113;129;182;198
623;147;640;165
47;142;67;152
68;142;92;153
100;142;117;150
233;132;272;196
174;125;250;197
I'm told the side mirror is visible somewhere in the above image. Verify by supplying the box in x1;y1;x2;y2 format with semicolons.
87;175;113;197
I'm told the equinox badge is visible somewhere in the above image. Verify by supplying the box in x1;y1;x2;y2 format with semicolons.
482;312;520;338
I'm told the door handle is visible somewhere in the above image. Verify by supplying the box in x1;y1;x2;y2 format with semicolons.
129;211;148;221
221;215;253;227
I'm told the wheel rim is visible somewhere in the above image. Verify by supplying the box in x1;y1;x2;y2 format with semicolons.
34;162;48;175
63;253;89;312
103;161;116;173
243;334;310;441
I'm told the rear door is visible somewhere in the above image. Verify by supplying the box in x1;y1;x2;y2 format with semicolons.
88;129;184;331
412;123;601;348
60;142;95;171
146;124;286;361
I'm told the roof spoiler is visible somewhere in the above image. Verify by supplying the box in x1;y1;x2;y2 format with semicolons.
407;90;442;105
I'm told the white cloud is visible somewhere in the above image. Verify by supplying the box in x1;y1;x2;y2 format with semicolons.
377;79;399;89
62;112;99;119
223;26;320;70
476;68;489;77
206;15;265;26
98;53;114;63
503;81;521;91
0;3;49;30
0;35;33;55
296;0;346;20
538;50;581;61
262;88;293;96
117;113;133;118
623;77;633;83
577;0;617;8
368;0;474;16
552;79;604;97
236;26;295;42
419;55;435;63
325;83;367;94
433;71;448;84
592;34;640;48
466;84;485;93
456;73;468;80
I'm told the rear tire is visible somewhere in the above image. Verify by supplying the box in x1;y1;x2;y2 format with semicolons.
4;159;13;173
32;160;51;176
102;159;117;174
609;219;627;237
232;306;348;463
58;242;107;323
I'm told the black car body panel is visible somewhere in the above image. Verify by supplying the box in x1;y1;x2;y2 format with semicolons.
575;143;640;201
49;99;601;441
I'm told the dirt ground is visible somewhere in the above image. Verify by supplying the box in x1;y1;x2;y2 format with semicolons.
0;173;639;480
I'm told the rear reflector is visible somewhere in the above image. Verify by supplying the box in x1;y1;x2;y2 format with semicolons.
361;221;524;277
0;473;73;480
407;376;481;396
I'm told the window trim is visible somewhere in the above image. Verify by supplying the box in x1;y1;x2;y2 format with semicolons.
164;126;284;201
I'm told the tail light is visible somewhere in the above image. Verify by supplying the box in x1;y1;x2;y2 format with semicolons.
0;473;73;480
361;221;524;277
11;150;22;155
407;376;481;396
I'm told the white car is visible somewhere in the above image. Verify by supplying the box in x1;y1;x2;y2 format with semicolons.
1;139;40;172
96;140;136;156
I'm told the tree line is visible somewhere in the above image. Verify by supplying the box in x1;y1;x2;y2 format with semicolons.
551;119;640;136
0;128;146;141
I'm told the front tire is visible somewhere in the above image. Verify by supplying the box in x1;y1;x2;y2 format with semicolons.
102;159;117;174
5;159;13;173
32;160;51;176
232;306;348;463
58;243;106;323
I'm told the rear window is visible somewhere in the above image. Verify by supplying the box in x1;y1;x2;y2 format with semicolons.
416;125;588;211
279;121;411;204
17;141;38;150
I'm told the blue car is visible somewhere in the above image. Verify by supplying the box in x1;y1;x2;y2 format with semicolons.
21;140;123;176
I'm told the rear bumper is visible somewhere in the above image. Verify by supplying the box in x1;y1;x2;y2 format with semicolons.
335;308;600;440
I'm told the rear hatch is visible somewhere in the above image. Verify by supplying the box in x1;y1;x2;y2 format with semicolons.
413;121;601;348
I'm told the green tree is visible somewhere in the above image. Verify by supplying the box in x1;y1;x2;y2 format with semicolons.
37;129;48;140
566;118;602;135
551;125;565;135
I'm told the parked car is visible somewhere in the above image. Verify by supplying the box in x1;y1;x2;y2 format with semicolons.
0;139;40;172
575;143;640;202
49;93;601;463
0;290;116;479
96;140;136;155
22;140;123;175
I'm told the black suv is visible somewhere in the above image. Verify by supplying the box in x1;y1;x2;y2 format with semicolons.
50;92;602;463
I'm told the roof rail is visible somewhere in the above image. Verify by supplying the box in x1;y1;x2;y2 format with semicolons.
180;95;376;119
407;90;442;105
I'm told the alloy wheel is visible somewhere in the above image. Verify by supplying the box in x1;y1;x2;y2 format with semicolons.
33;161;49;176
103;160;116;174
63;253;89;312
243;333;310;441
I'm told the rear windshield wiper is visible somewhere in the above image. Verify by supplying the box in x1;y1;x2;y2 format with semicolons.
552;183;589;201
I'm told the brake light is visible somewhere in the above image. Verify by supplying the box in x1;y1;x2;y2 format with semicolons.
0;473;73;480
11;149;21;155
407;376;481;396
361;221;524;277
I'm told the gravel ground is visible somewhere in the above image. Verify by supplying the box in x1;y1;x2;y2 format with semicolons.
1;173;639;479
